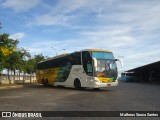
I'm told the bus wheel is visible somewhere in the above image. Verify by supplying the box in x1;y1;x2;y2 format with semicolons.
94;88;100;90
74;79;81;89
43;79;49;87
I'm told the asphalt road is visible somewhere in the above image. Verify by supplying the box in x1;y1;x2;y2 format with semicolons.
0;81;160;120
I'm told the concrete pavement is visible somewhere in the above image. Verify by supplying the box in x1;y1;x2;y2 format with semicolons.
0;84;23;89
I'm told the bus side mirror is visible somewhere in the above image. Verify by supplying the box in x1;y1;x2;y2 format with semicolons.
115;59;123;68
92;57;97;71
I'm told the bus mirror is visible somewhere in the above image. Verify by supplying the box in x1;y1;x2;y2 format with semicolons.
115;59;123;68
92;57;98;71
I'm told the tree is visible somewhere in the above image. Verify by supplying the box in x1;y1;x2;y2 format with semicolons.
0;34;18;60
0;23;48;84
4;51;20;83
16;48;30;83
0;52;4;71
25;58;36;83
0;24;48;84
0;33;18;80
19;54;46;83
0;33;18;55
0;25;20;83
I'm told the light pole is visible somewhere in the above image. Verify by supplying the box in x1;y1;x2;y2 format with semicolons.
59;49;66;54
118;55;124;58
51;47;58;56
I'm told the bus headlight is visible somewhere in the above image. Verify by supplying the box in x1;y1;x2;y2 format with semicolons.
95;79;101;83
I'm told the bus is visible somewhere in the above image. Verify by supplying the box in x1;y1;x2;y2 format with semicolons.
36;49;123;89
121;72;137;82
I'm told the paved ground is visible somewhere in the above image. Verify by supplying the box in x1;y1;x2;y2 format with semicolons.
0;84;23;89
0;81;160;120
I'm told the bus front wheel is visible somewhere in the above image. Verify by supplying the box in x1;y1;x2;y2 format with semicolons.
74;79;81;89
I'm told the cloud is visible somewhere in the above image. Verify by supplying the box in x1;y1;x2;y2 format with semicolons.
2;0;160;71
27;0;116;27
9;32;25;40
122;49;160;70
28;14;70;26
2;0;41;12
79;26;135;49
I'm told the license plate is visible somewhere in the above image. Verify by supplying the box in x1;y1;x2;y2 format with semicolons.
107;84;111;86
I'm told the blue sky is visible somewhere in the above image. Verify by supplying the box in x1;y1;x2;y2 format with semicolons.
0;0;160;71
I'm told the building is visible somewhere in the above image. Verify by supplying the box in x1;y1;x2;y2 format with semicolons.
121;61;160;82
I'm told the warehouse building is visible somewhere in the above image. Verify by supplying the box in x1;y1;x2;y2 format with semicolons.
121;61;160;82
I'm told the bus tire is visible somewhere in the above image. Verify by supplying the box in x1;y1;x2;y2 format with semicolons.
42;79;45;87
43;79;49;87
74;79;81;89
94;88;100;90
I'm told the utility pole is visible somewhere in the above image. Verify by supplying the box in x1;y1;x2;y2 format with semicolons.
51;47;58;56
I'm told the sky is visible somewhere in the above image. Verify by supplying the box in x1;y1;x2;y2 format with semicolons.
0;0;160;72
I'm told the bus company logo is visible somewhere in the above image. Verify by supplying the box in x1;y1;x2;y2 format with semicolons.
2;112;11;117
73;68;80;72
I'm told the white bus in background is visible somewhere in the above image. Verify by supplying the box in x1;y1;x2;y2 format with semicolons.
36;49;123;89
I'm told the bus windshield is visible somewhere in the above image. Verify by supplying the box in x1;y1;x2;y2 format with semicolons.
95;59;117;79
92;52;114;59
91;52;117;79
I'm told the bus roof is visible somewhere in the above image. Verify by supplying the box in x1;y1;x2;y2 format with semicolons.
38;53;69;63
82;49;112;53
38;49;112;63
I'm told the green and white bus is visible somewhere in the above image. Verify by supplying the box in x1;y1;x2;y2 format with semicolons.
36;49;123;89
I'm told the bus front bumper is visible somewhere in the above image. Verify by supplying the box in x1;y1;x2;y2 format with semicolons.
93;80;118;88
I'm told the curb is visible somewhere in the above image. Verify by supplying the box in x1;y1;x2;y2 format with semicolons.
0;85;23;89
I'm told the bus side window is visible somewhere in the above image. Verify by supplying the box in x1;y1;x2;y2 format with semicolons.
82;51;93;76
74;52;81;65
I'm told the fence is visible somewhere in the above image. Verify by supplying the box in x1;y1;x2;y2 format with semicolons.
0;74;36;84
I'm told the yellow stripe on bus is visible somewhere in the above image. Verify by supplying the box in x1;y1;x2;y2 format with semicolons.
37;67;60;85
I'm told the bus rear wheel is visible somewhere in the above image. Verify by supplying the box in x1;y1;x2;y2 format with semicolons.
43;79;49;87
74;79;81;89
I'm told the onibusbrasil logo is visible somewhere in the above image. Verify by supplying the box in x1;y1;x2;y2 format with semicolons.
1;112;42;118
